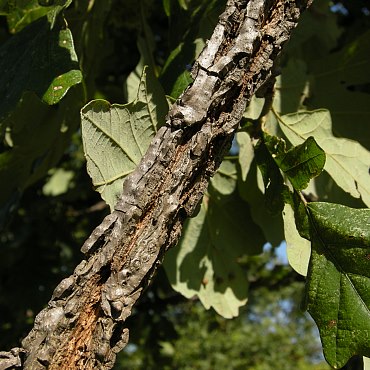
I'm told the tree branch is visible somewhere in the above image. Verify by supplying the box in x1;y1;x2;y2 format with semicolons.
0;0;312;369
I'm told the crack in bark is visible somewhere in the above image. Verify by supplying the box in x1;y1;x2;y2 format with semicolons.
0;0;312;369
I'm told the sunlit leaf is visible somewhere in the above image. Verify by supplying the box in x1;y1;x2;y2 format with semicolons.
304;202;370;368
81;67;167;209
283;203;310;276
364;357;370;370
277;110;370;206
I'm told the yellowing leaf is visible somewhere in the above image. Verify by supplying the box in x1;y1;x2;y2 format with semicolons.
277;110;370;206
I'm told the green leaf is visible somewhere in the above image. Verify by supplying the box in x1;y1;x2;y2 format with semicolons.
6;0;49;33
0;15;82;122
306;30;370;149
283;203;310;276
5;0;72;33
42;168;74;196
81;66;168;209
304;202;370;368
0;88;83;228
277;58;308;114
277;110;370;206
164;192;265;319
169;70;193;100
265;134;326;191
178;0;188;10
162;0;171;17
124;16;158;102
243;95;264;121
160;0;221;95
287;1;342;58
160;41;195;97
209;160;237;196
236;131;254;181
238;162;284;247
254;139;289;214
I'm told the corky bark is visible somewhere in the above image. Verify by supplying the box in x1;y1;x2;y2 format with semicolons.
0;0;312;368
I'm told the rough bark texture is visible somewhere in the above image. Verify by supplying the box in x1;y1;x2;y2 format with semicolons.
0;0;312;368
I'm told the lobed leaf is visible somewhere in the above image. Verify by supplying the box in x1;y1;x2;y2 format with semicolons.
304;202;370;368
277;110;370;206
81;67;168;209
164;192;265;319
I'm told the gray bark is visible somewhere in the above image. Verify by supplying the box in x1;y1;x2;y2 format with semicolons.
0;0;312;368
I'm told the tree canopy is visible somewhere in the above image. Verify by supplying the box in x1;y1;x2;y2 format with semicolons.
0;0;369;369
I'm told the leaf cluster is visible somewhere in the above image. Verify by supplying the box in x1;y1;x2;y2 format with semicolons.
0;0;369;369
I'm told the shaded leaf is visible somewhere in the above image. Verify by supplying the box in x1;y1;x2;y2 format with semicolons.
265;134;326;191
277;110;370;206
0;14;82;123
209;160;237;196
124;16;157;102
287;1;342;59
0;88;83;229
304;202;370;368
274;58;308;115
81;67;168;209
254;139;289;214
306;30;370;149
160;2;222;96
236;131;254;181
243;95;264;121
169;70;193;100
164;192;265;318
6;0;49;33
162;0;171;17
238;161;284;247
42;168;74;196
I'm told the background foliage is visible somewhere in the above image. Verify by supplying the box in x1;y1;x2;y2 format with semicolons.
0;0;369;369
